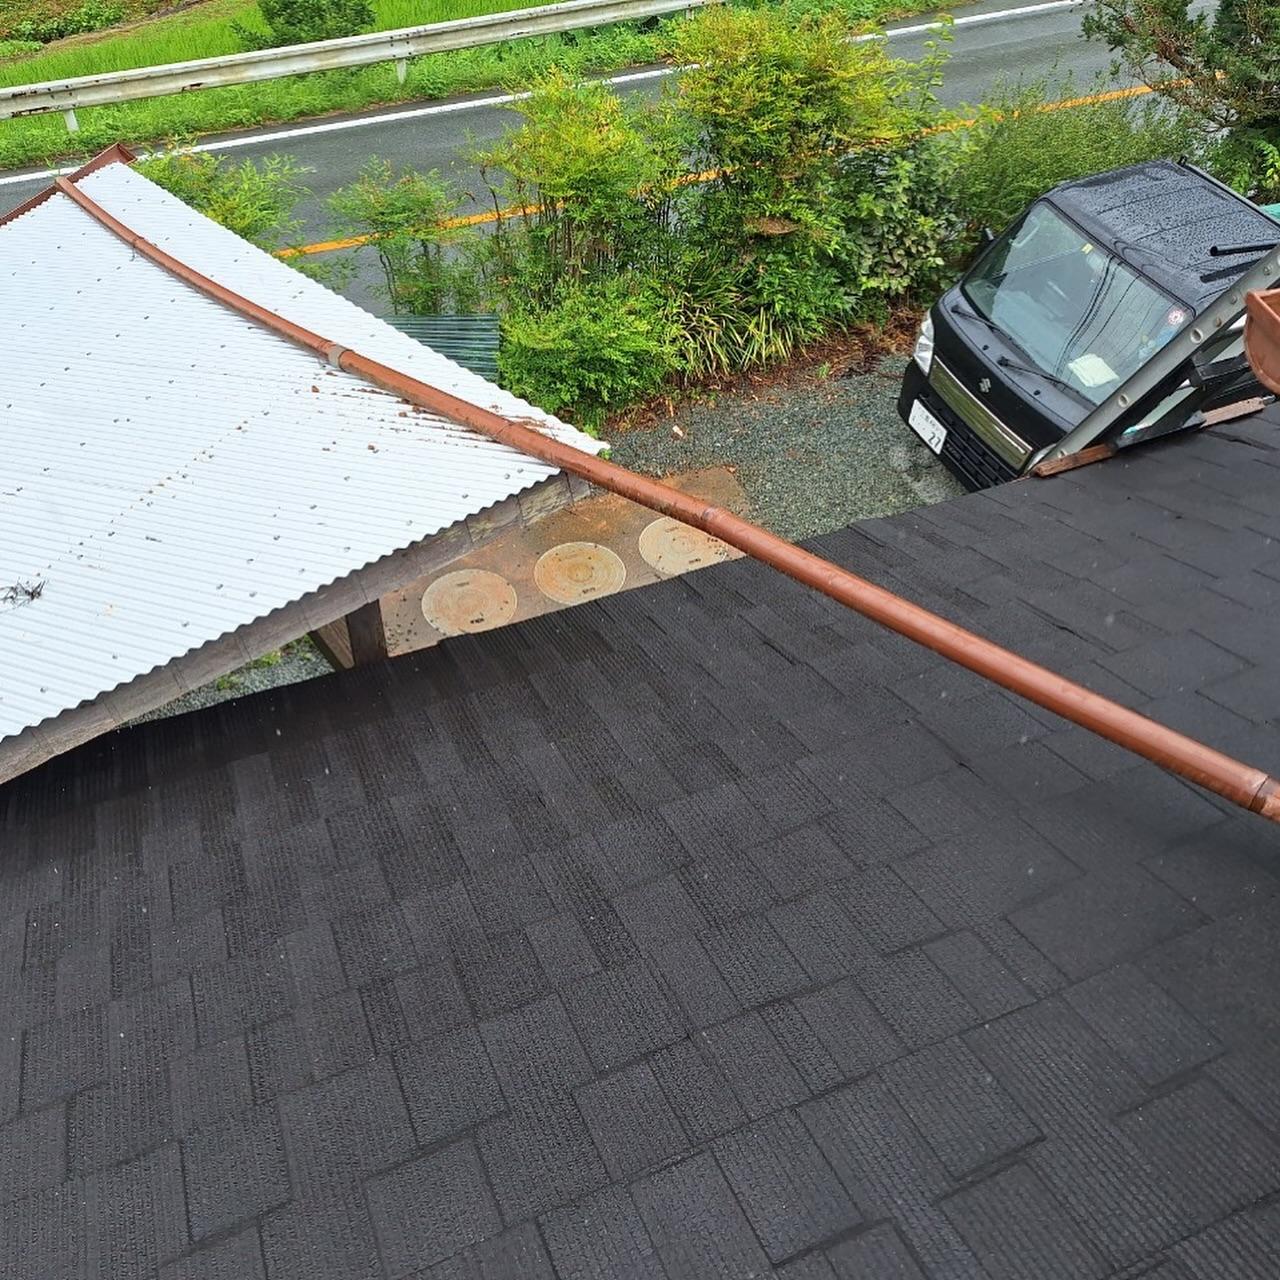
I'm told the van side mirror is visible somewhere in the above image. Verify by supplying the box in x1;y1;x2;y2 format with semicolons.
962;228;997;271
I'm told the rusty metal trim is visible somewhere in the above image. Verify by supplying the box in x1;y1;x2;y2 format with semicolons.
50;151;1280;825
0;142;136;228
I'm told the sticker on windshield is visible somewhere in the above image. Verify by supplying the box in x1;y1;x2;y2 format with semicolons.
1068;353;1119;387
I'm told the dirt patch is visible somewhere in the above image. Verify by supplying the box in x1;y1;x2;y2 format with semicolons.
607;312;920;437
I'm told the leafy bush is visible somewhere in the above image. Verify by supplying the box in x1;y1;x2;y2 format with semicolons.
328;159;481;313
474;71;681;306
1082;0;1280;201
7;1;122;43
666;6;946;211
837;137;962;303
233;0;375;52
671;254;840;378
498;280;679;429
346;4;962;398
137;150;312;253
948;75;1198;237
1083;0;1280;135
662;4;951;367
1201;131;1280;204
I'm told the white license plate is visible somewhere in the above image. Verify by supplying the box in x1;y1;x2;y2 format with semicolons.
908;399;947;455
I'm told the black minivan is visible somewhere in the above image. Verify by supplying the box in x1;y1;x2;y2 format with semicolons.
898;160;1280;490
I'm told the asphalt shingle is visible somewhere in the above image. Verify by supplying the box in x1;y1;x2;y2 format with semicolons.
3;410;1280;1277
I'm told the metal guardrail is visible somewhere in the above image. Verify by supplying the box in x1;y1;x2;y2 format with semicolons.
0;0;710;132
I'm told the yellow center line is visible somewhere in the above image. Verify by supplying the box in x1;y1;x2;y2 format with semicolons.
276;207;498;257
274;87;1156;259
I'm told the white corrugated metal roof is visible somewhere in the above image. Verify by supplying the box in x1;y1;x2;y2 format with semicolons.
0;160;604;744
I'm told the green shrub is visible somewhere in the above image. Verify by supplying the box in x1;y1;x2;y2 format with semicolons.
1200;130;1280;204
233;0;375;52
949;75;1198;237
475;71;680;306
328;159;481;313
137;149;311;253
665;5;946;217
661;4;951;369
8;0;122;43
498;280;678;429
1083;0;1280;136
321;3;967;412
671;255;840;378
837;136;962;302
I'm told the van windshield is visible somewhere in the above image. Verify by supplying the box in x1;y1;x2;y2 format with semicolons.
962;203;1188;404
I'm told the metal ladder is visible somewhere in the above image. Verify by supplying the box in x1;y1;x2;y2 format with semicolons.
1035;241;1280;466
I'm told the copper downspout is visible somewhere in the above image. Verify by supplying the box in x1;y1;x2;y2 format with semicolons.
53;173;1280;823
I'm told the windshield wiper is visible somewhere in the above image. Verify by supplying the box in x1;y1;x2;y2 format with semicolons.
949;298;1002;334
995;354;1075;392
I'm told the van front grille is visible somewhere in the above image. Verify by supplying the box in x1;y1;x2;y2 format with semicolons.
928;360;1032;471
939;414;1021;490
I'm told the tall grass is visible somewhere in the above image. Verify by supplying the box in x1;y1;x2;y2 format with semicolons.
0;0;533;85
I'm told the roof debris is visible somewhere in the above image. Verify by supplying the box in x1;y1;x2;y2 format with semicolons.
2;579;46;607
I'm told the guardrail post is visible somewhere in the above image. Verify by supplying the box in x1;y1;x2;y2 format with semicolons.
64;108;79;132
395;58;408;85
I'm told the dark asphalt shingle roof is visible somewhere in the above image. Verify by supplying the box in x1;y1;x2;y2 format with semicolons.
2;408;1280;1278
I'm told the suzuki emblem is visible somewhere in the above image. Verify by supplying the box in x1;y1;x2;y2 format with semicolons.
978;377;992;394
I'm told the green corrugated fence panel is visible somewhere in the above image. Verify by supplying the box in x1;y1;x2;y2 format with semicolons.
384;314;501;380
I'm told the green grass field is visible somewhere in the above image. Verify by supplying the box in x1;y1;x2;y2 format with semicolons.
0;0;943;170
0;0;543;84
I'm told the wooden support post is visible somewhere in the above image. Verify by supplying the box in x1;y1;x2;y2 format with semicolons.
346;600;389;666
309;623;351;671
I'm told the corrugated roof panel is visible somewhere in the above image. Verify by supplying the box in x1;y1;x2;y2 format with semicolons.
74;165;586;444
0;162;603;744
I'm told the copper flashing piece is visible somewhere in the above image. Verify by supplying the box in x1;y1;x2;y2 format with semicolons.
0;143;136;228
50;151;1280;825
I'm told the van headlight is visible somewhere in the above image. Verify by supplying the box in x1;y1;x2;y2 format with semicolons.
912;313;935;376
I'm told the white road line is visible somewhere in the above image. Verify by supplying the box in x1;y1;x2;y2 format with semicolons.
874;0;1084;40
0;0;1086;189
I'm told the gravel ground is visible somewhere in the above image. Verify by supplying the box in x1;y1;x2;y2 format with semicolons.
129;638;335;724
608;353;965;542
139;350;962;720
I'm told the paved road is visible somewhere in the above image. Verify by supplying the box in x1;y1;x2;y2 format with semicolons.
0;0;1122;306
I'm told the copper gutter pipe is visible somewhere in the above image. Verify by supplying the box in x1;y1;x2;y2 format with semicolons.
53;170;1280;824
